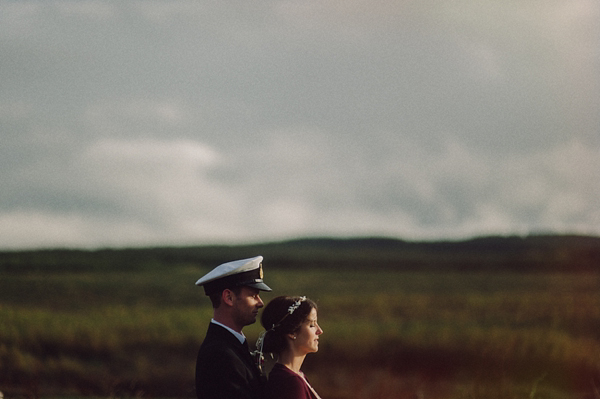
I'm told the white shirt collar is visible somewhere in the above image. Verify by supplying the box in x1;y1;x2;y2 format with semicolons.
211;319;246;344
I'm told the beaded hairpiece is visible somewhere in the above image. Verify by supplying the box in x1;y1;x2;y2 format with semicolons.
285;296;306;317
253;296;307;373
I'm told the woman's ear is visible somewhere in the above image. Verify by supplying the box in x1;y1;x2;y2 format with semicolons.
287;333;297;341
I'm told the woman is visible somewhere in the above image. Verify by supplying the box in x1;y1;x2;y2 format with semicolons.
255;296;324;399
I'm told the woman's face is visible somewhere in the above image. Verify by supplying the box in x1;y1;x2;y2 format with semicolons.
292;307;323;355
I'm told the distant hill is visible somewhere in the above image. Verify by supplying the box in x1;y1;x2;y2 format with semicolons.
1;234;599;273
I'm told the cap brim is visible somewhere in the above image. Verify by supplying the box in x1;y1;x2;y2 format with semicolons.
246;281;272;292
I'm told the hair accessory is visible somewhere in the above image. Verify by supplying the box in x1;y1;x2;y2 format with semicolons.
253;330;268;374
288;296;306;315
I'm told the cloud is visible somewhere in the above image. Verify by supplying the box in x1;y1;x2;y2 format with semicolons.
0;0;598;249
0;132;598;248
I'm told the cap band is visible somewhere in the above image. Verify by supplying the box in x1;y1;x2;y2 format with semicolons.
202;268;270;296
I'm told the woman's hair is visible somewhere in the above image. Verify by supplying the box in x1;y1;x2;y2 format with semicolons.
260;295;317;355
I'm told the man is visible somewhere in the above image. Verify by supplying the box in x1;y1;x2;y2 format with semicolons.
195;256;272;399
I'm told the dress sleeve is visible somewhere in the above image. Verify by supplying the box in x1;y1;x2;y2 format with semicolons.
269;376;307;399
267;370;311;399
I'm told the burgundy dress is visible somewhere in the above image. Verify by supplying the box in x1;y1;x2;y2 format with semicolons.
266;363;320;399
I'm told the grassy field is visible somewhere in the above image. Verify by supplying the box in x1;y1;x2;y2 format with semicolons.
1;263;600;399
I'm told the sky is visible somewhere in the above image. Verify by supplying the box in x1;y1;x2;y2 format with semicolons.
1;0;599;250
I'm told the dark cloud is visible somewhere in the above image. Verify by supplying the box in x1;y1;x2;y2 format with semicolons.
0;1;598;248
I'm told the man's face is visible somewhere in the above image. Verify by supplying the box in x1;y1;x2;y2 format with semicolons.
232;286;264;328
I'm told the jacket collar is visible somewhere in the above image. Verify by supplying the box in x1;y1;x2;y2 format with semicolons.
210;319;246;344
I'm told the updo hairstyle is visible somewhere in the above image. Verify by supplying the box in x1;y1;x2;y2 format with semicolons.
260;296;317;355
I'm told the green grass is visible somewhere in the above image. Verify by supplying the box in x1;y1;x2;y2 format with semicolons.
1;267;599;398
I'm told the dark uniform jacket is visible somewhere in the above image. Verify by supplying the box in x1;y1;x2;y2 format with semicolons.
196;322;266;399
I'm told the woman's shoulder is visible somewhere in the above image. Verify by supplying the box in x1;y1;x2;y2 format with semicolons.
268;363;304;381
266;364;310;399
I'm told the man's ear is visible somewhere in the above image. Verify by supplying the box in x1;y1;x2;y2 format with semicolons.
222;289;235;306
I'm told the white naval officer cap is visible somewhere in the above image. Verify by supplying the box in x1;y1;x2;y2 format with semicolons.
195;256;272;296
